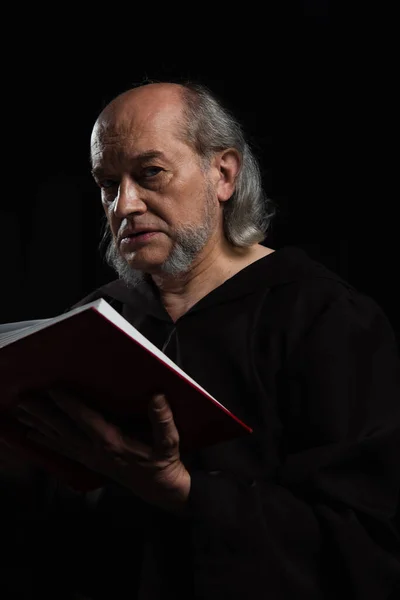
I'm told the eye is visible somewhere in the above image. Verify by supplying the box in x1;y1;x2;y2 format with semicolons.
142;166;163;178
99;179;118;189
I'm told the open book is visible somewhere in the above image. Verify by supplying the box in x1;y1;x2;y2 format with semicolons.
0;299;252;490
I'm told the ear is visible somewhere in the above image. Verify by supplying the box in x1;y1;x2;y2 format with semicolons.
213;149;241;202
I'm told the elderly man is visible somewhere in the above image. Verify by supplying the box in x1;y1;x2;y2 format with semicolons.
3;82;400;599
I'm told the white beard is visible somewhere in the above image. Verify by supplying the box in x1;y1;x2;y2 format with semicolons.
101;189;216;288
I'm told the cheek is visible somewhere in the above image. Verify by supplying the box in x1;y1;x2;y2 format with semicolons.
103;210;119;238
176;186;215;223
102;199;121;230
102;198;113;217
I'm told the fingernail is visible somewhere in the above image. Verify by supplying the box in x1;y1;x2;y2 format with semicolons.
152;394;165;408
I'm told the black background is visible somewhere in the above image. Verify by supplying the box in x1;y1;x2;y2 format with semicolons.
1;3;398;345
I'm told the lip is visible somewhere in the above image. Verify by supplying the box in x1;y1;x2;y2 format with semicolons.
120;231;160;248
119;228;160;242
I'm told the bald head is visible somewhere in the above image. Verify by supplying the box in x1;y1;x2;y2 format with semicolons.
100;83;185;119
92;83;188;147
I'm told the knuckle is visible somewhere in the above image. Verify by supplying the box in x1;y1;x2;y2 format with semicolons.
161;432;179;449
103;429;125;455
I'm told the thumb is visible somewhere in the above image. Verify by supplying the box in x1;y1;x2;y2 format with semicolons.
149;394;180;456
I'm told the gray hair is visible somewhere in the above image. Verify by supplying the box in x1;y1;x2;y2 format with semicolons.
179;82;276;247
98;81;276;258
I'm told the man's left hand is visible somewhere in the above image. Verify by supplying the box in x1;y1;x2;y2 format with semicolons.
16;390;191;513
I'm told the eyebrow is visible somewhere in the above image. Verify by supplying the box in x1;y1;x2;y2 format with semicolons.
135;150;166;161
91;150;167;177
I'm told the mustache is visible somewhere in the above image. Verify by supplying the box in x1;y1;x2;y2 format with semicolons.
98;218;171;253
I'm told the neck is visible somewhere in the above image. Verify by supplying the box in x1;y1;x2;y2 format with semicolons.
151;237;274;322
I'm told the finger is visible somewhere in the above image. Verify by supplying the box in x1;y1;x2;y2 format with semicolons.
25;429;79;462
148;395;180;458
117;431;153;464
14;409;59;441
17;398;90;447
49;390;109;441
50;390;149;459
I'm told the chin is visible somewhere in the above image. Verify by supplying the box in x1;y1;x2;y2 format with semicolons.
106;234;194;281
123;250;169;269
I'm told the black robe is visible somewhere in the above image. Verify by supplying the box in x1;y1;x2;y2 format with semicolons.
2;246;400;599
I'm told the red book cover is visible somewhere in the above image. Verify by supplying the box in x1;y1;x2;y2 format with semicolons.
0;299;252;491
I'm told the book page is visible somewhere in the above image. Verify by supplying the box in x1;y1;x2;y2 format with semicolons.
0;318;53;341
0;302;102;349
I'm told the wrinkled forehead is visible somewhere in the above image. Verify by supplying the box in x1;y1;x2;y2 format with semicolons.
90;104;185;165
90;122;138;165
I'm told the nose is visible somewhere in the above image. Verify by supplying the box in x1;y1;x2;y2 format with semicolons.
112;178;147;218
